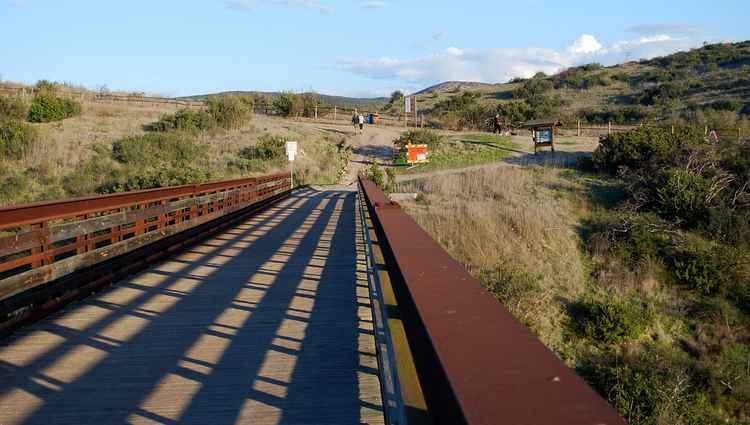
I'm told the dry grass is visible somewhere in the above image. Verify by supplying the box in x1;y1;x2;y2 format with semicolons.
1;101;352;206
396;166;585;351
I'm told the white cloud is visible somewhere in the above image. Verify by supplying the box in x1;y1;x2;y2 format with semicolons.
226;0;334;14
568;34;603;55
358;1;387;9
339;32;706;90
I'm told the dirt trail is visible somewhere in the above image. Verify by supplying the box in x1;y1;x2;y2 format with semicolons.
288;118;599;187
296;121;401;188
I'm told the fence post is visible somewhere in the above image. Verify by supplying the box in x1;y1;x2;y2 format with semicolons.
705;125;708;136
607;121;611;135
577;120;581;137
315;104;318;120
671;125;675;135
334;106;337;122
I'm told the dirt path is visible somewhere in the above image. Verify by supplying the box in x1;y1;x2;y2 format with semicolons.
285;118;600;187
296;121;401;188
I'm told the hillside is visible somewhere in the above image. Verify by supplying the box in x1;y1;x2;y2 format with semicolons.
412;41;750;129
414;81;500;95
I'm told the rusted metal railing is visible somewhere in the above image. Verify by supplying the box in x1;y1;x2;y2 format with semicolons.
358;175;625;425
0;173;290;327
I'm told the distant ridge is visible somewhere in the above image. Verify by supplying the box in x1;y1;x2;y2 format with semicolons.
414;81;500;95
181;91;387;109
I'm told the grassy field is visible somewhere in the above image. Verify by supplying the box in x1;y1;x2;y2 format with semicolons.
396;133;520;174
396;165;750;424
0;98;352;206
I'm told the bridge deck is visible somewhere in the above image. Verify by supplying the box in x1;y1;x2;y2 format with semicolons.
0;189;384;424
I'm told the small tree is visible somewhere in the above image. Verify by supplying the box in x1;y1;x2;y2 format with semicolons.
206;95;250;130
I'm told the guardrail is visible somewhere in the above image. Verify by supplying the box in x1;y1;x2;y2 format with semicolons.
358;175;625;425
0;173;290;331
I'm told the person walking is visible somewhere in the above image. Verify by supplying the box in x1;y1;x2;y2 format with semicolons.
352;112;359;133
493;114;503;134
358;113;365;134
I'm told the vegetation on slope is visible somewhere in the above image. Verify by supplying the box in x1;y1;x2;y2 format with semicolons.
0;83;352;206
416;41;750;131
396;125;750;423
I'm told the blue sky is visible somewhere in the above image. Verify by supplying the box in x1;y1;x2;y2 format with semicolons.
1;0;748;97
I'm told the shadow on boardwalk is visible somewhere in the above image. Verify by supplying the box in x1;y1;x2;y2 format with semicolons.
0;189;383;425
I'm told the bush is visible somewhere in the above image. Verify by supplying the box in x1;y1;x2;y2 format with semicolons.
592;127;701;174
101;163;211;193
28;93;81;122
0;120;37;159
579;297;653;344
149;109;217;132
206;95;250;130
239;134;286;161
365;161;394;191
112;133;207;167
398;129;443;146
0;96;29;121
654;168;711;225
495;101;532;124
670;244;741;295
584;348;714;425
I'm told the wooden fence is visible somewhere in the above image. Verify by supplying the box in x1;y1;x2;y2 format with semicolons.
0;86;206;110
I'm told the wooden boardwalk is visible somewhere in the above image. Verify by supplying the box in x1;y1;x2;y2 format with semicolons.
0;189;385;425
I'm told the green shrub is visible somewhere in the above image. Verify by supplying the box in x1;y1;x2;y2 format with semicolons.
584;348;714;425
398;129;444;146
654;168;711;225
28;93;81;122
670;244;740;295
101;163;211;193
364;164;395;192
579;297;653;344
0;120;37;159
592;126;702;174
239;134;286;161
206;95;250;130
272;92;302;117
495;101;532;124
0;96;29;121
149;109;217;132
112;133;207;167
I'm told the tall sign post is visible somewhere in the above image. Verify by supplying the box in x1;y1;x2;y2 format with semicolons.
404;96;416;128
286;141;298;189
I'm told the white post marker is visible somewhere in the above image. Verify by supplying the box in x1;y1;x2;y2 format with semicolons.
286;141;298;189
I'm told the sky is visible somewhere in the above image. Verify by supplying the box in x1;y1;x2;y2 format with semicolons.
1;1;749;98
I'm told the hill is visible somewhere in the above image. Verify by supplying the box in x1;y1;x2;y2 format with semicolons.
414;81;500;95
411;41;750;129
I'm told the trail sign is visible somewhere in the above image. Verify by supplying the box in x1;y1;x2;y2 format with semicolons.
406;143;429;164
286;141;298;161
404;96;417;113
